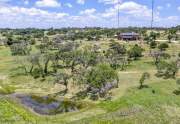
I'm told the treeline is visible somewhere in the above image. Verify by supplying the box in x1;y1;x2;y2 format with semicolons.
0;25;179;43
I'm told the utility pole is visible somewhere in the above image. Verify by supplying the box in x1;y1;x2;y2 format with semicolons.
117;0;120;29
151;0;154;30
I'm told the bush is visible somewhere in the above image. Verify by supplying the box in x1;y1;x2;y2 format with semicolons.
150;41;157;49
158;43;169;51
128;44;144;60
176;78;180;85
156;61;178;79
139;72;150;89
10;42;31;56
86;63;118;89
30;39;36;45
85;63;118;98
173;78;180;95
31;68;43;79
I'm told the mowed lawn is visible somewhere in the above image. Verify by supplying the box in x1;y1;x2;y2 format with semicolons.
0;41;179;124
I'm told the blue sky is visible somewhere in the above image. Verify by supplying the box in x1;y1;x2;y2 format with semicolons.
0;0;180;28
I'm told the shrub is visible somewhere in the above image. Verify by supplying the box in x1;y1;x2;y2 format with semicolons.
128;44;144;60
156;61;178;79
173;78;180;95
139;72;150;89
150;41;157;49
86;63;118;89
31;68;43;79
158;43;169;51
176;78;180;85
85;63;118;98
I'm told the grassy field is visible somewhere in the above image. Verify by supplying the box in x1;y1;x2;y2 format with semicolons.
0;40;180;124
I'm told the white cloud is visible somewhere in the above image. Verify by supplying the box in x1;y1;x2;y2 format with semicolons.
166;3;171;8
77;0;85;5
118;2;149;14
98;0;121;5
102;1;152;18
157;6;163;10
64;3;72;8
178;6;180;11
0;0;179;28
0;4;69;28
0;5;68;17
167;16;179;20
35;0;61;8
80;8;96;15
23;0;29;5
100;1;166;28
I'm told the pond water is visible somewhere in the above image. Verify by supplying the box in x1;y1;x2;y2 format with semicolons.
13;94;79;115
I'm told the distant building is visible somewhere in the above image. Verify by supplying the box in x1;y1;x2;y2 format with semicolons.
118;32;140;41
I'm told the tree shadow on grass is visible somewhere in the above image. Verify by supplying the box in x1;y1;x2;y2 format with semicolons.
52;89;68;97
139;85;149;89
9;67;28;77
173;90;180;95
144;61;155;66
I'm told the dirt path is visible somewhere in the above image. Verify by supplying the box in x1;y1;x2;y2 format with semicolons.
0;75;7;80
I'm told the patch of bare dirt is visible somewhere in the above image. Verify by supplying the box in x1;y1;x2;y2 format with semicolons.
0;75;7;80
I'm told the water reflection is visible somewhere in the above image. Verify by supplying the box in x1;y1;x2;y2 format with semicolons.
14;94;79;115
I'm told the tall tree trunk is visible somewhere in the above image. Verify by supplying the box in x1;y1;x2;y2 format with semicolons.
44;59;50;74
23;66;28;74
29;65;34;73
71;61;75;73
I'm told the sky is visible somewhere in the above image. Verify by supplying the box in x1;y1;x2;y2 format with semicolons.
0;0;180;28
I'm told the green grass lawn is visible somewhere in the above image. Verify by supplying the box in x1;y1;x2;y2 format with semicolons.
0;79;179;124
71;80;180;124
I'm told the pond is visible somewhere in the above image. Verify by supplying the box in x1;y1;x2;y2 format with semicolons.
12;94;80;115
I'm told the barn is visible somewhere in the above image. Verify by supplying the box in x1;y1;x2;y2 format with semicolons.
118;32;140;41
